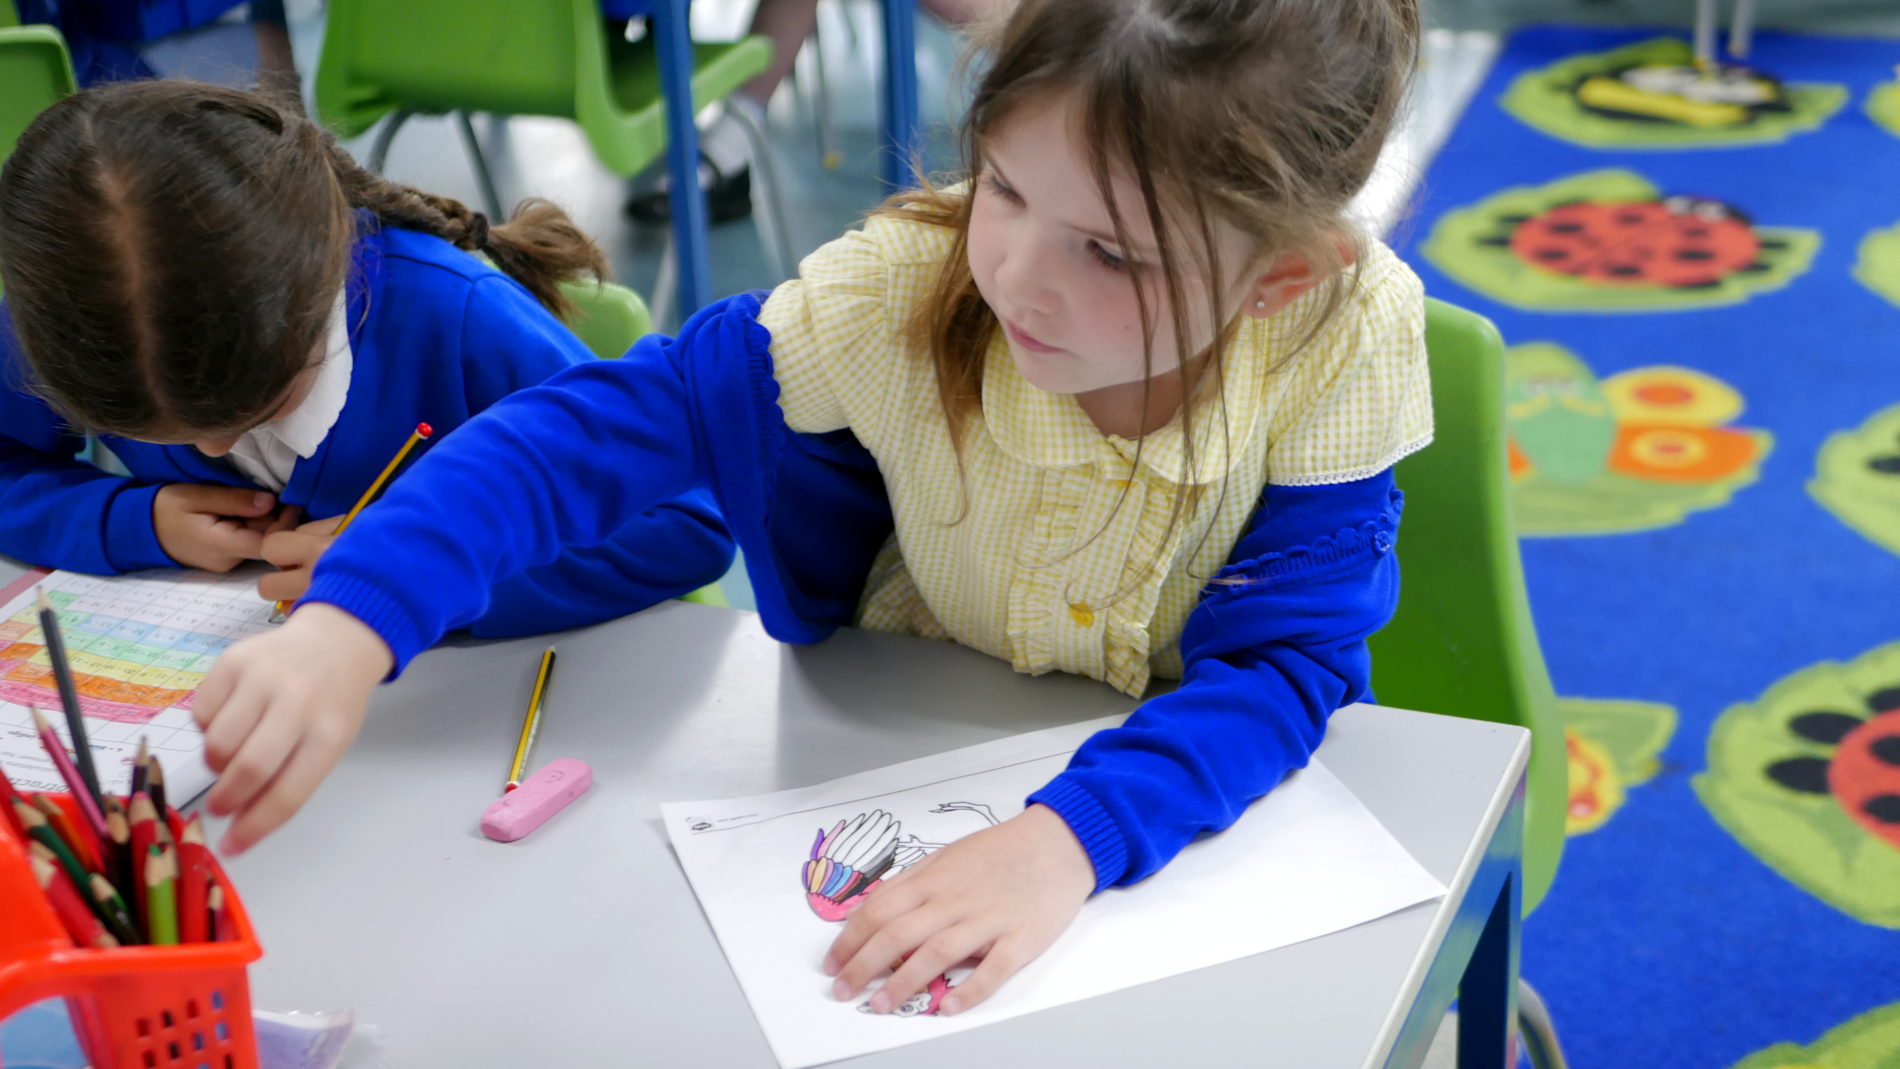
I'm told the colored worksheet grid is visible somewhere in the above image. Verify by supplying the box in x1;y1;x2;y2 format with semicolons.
0;567;276;798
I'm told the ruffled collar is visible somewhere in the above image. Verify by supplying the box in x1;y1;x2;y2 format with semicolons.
976;319;1271;486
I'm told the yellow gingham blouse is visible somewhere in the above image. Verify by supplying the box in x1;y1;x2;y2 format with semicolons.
758;213;1432;698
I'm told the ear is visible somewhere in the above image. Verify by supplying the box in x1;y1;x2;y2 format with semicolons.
1240;241;1355;320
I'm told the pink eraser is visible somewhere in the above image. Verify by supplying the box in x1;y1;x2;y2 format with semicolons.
481;758;592;842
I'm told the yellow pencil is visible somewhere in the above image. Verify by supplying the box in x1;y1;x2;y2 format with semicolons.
505;647;556;793
273;422;433;620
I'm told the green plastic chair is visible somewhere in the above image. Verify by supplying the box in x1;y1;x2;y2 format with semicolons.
1369;298;1570;1065
0;24;74;300
1368;298;1566;919
0;25;74;172
558;276;655;359
314;0;796;323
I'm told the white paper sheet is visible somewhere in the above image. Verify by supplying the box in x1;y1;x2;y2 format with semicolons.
664;715;1447;1068
0;566;279;807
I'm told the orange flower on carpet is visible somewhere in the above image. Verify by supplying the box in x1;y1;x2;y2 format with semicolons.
1608;423;1761;483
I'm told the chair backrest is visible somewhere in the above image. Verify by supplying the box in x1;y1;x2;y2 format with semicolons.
0;24;74;300
559;278;654;359
315;0;586;137
0;25;74;168
0;1;19;29
1367;298;1566;916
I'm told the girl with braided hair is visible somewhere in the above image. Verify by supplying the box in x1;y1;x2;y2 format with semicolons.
0;80;732;636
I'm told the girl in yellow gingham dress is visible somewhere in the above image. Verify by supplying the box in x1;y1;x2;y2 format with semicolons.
765;212;1428;698
201;0;1430;1017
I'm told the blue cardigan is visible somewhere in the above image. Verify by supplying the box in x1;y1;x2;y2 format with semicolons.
303;293;1405;889
0;222;735;639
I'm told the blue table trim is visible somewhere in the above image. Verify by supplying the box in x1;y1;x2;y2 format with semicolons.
1380;770;1527;1069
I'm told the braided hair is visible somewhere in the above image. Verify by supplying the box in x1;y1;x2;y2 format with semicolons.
0;81;609;439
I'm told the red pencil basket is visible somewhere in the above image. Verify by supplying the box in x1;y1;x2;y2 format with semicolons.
0;793;261;1069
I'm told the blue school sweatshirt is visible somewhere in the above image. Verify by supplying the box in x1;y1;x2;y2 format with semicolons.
300;294;1403;890
0;221;735;639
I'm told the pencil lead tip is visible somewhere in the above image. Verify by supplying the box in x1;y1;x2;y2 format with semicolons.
35;586;52;612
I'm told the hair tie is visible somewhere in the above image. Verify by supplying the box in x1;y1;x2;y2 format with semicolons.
466;212;491;251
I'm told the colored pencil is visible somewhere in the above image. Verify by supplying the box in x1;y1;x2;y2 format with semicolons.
207;883;229;942
30;854;116;949
88;873;141;945
146;754;170;832
101;794;132;901
35;589;104;809
30;794;99;874
15;801;93;897
273;421;434;619
145;843;178;945
130;737;149;799
0;765;24;841
506;647;557;792
28;704;108;841
29;839;127;940
129;792;158;918
178;815;210;944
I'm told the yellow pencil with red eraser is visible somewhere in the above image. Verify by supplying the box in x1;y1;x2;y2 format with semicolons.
273;422;433;620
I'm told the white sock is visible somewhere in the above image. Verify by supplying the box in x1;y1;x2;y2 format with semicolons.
699;97;763;178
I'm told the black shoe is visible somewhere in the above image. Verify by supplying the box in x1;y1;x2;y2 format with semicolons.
626;164;752;224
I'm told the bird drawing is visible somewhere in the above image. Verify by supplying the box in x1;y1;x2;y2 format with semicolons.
801;803;1000;922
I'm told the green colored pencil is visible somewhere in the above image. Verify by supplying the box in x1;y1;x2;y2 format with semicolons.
89;873;142;945
14;800;93;894
145;843;178;946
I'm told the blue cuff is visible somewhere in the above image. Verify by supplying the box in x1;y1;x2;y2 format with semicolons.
1028;776;1129;892
300;573;425;679
103;483;175;572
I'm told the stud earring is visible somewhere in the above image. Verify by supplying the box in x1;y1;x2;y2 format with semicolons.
1255;299;1266;309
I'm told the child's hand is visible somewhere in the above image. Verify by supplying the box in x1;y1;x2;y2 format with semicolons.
257;514;347;603
153;484;280;571
824;803;1095;1016
193;603;393;854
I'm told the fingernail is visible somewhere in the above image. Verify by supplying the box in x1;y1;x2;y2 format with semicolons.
218;834;244;855
822;954;839;977
832;979;851;1001
941;995;961;1016
870;990;891;1014
254;492;272;509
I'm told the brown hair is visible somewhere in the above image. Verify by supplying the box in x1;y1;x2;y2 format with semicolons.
881;0;1417;525
0;81;609;439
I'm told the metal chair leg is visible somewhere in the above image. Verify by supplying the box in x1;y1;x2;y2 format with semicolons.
455;110;506;220
652;236;679;334
1692;0;1718;68
809;26;841;169
724;99;798;282
1728;0;1755;59
366;108;415;174
1517;979;1568;1069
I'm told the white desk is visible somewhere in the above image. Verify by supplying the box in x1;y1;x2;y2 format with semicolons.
197;598;1527;1069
